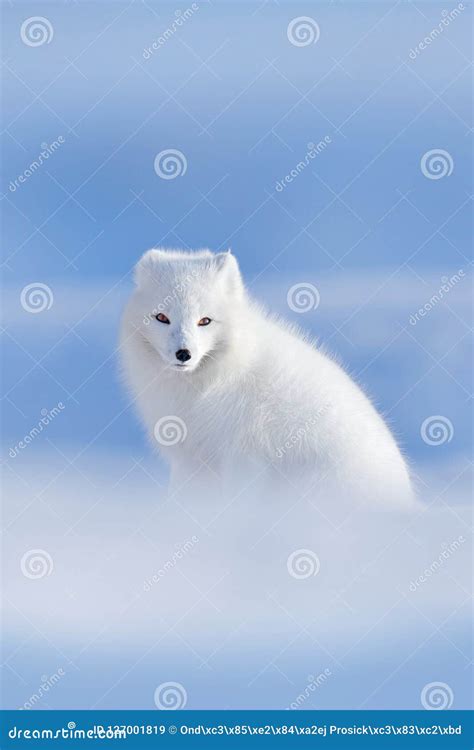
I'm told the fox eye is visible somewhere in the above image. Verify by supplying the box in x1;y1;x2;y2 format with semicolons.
155;313;170;324
198;317;212;327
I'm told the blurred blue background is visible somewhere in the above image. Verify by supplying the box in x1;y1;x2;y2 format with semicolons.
1;0;472;712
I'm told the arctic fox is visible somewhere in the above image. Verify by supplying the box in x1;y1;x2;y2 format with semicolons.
120;249;414;506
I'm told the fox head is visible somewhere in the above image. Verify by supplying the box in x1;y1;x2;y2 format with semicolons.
129;248;244;373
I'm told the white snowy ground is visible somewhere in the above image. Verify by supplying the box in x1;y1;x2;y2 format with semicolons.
2;452;471;711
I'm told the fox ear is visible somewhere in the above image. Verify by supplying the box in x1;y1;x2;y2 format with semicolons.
134;249;167;286
213;250;243;294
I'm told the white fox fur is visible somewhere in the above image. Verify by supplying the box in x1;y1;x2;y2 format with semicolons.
120;249;414;506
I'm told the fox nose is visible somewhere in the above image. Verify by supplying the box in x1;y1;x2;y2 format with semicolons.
175;349;191;363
